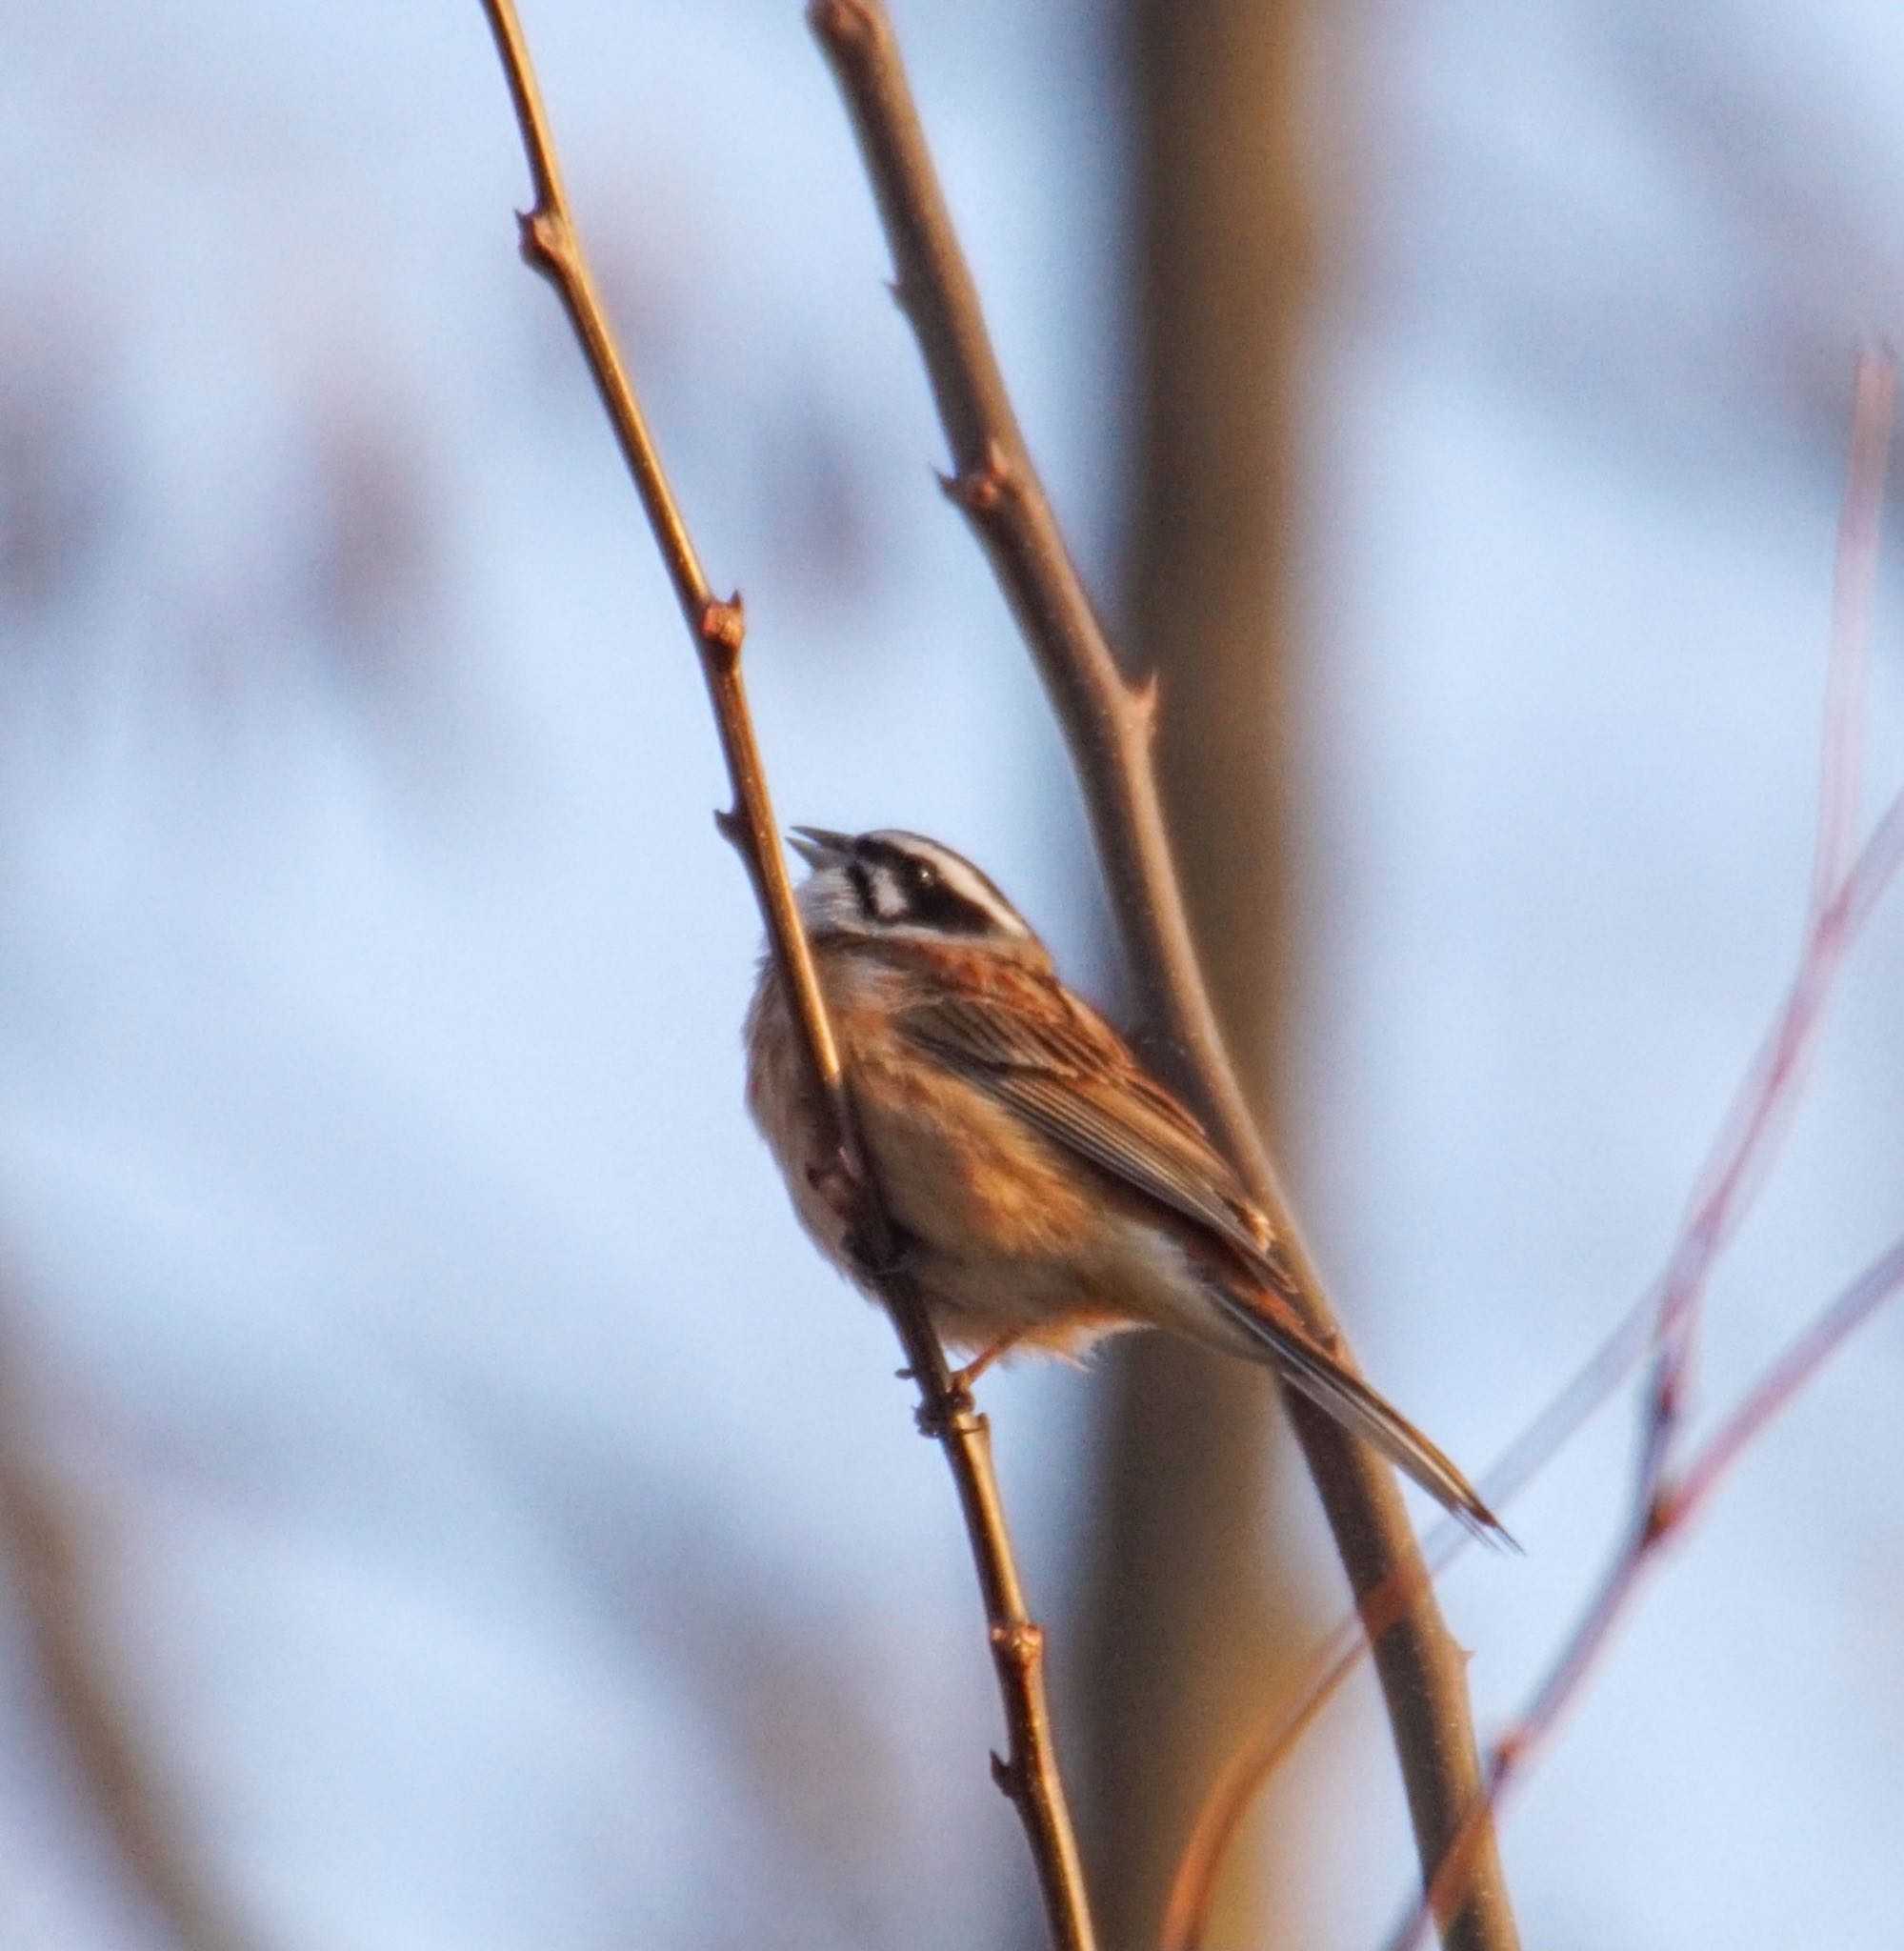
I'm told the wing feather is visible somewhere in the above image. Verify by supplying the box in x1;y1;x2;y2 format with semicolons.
897;986;1280;1277
897;980;1512;1545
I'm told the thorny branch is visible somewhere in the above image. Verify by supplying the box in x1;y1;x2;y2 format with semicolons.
807;4;1516;1946
475;6;1094;1946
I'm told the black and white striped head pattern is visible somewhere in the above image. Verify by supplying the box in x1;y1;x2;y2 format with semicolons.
788;828;1038;949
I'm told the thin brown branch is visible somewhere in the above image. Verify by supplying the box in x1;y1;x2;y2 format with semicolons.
474;6;1093;1945
806;5;1516;1946
1165;1303;1643;1948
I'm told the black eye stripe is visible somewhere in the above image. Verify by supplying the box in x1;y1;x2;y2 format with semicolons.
847;834;1027;937
907;881;993;934
856;837;916;878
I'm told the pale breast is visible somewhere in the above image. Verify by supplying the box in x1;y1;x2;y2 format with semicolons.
747;948;1096;1265
745;942;1197;1359
826;954;1096;1261
744;958;855;1269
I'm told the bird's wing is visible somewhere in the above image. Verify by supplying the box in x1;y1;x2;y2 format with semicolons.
897;979;1512;1543
894;981;1284;1278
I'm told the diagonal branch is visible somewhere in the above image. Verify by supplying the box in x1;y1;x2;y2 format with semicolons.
1382;346;1904;1951
1389;795;1904;1951
1389;1224;1904;1951
1172;343;1903;1947
1810;347;1894;917
475;6;1094;1946
807;4;1516;1946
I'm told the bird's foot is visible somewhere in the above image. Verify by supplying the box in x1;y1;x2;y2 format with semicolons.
950;1333;1022;1394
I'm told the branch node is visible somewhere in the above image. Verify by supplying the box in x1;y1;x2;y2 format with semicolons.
940;441;1018;520
915;1391;982;1441
1642;1485;1680;1544
515;204;564;273
700;592;747;668
990;1748;1020;1799
1129;670;1161;741
808;0;881;55
992;1618;1045;1670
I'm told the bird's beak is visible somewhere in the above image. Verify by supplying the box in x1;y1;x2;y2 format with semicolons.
789;826;853;869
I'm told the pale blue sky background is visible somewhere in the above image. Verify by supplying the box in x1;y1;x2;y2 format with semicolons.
2;2;1901;1946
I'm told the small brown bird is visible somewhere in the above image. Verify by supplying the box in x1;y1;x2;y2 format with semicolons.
746;826;1505;1541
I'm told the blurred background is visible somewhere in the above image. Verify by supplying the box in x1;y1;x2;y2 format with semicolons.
3;1;1902;1946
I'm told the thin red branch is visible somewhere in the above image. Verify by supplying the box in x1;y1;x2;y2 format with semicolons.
1170;347;1904;1945
1390;1230;1904;1951
1657;347;1896;1384
474;7;1093;1944
1674;1234;1904;1519
1385;356;1904;1951
1812;346;1894;917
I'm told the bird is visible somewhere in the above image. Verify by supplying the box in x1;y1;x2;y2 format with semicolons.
745;824;1506;1543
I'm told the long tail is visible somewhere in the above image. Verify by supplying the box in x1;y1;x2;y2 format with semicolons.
1213;1291;1514;1549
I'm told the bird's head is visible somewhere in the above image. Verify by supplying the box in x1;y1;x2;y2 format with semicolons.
787;827;1041;953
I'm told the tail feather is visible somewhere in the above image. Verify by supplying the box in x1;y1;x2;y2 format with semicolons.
1215;1293;1514;1549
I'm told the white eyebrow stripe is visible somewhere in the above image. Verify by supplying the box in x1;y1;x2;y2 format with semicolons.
938;855;1010;919
928;851;1032;936
861;830;1037;939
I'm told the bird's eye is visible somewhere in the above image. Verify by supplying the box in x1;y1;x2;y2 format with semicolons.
905;858;938;895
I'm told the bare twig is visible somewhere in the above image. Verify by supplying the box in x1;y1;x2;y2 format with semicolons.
1812;347;1894;916
474;6;1094;1945
1165;1303;1644;1947
1170;345;1904;1945
1652;348;1895;1451
1390;1229;1904;1951
1381;350;1904;1951
807;4;1515;1946
1177;782;1904;1948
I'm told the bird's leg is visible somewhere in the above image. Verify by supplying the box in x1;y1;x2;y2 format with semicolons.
951;1332;1023;1394
905;1332;1021;1439
896;1332;1020;1398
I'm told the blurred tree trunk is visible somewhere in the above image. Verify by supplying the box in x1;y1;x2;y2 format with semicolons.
1070;3;1324;1946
